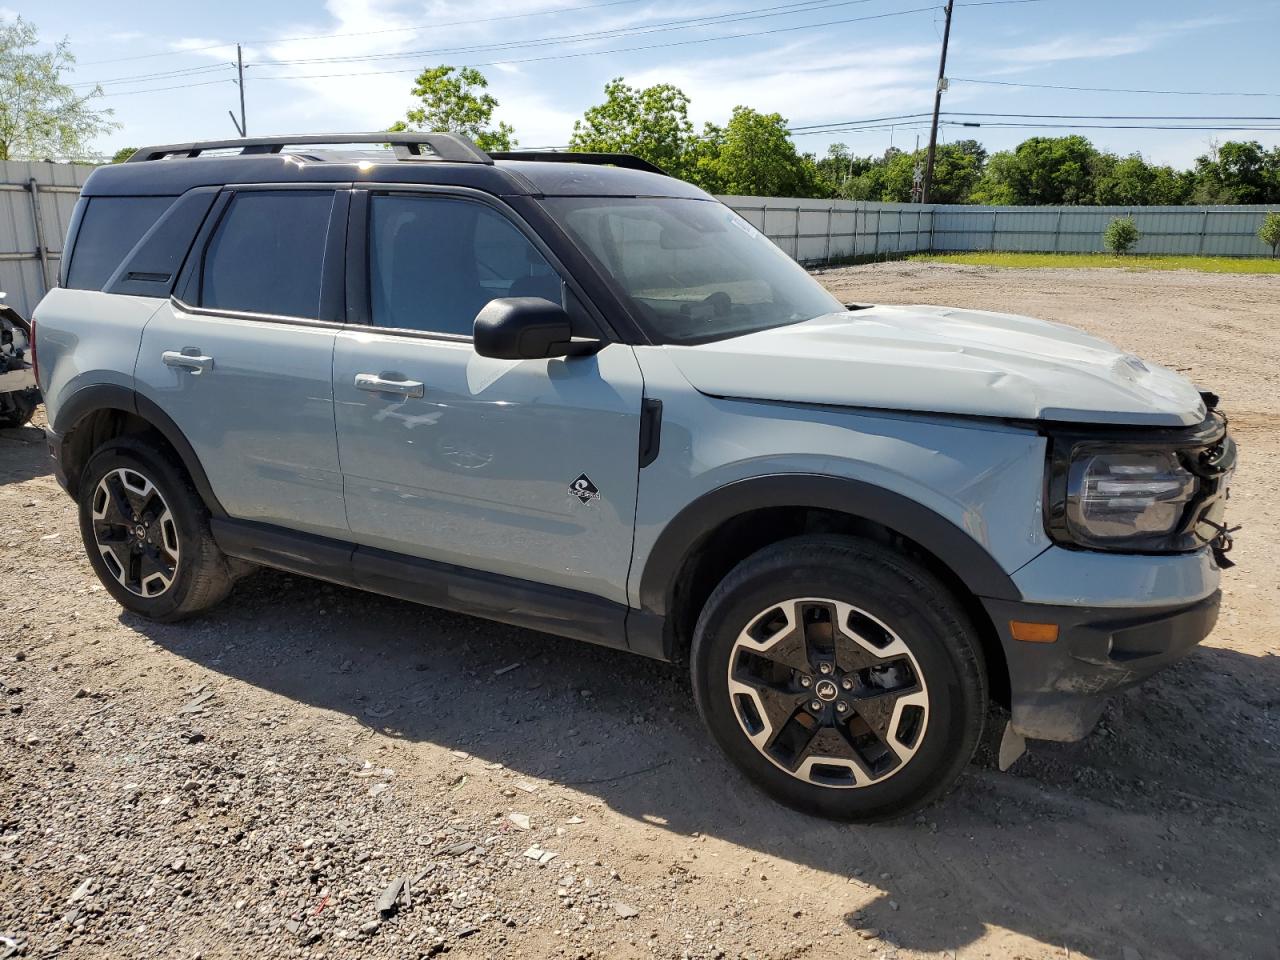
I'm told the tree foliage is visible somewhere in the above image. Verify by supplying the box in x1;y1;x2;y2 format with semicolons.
391;65;514;152
971;135;1098;205
110;146;137;164
1103;216;1140;254
0;16;117;161
394;70;1280;207
704;107;823;197
1192;141;1280;204
568;78;704;183
1259;211;1280;257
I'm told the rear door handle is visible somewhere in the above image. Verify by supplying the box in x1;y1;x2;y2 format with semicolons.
162;350;214;374
354;373;424;399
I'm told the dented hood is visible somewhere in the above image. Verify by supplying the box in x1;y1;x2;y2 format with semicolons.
663;305;1206;427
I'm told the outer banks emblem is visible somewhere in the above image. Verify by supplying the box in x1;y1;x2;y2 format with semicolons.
568;474;600;504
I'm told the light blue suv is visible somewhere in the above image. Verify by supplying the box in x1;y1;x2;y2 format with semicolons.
33;134;1237;821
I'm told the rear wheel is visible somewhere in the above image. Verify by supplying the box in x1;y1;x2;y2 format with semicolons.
691;535;987;821
78;437;234;621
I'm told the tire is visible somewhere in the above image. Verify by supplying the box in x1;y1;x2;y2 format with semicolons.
77;436;234;622
0;388;38;428
691;535;987;822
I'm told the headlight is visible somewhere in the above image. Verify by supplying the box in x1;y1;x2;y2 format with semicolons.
1066;451;1197;545
1044;414;1233;553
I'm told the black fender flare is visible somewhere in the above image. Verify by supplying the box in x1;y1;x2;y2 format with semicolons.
52;384;226;517
637;473;1024;622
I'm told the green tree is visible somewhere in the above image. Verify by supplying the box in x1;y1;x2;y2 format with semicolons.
391;65;514;152
706;107;823;197
1092;153;1191;206
570;79;700;180
873;140;986;203
110;146;137;164
971;135;1099;205
0;16;117;161
817;144;885;199
842;159;890;201
1103;216;1140;254
1259;211;1280;257
1192;140;1280;204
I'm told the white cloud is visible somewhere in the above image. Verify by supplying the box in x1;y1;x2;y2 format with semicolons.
625;41;939;129
980;15;1240;70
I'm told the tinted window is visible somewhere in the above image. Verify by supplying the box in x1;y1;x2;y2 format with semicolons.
201;191;334;318
369;195;561;335
66;196;174;290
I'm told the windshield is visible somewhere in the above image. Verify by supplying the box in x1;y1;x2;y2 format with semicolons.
541;197;844;344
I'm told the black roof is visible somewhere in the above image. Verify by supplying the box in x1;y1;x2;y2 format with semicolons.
84;133;710;200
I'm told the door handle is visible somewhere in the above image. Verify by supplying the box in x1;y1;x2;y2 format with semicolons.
354;373;424;399
162;350;214;374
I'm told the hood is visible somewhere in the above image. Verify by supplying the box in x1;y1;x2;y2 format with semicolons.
663;305;1206;427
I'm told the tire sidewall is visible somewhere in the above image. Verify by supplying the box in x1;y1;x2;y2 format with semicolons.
692;540;984;821
77;440;211;620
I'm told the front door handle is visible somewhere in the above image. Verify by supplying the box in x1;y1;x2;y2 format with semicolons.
162;350;214;374
354;373;425;399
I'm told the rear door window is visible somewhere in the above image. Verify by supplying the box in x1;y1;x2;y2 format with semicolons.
200;191;334;318
66;196;174;291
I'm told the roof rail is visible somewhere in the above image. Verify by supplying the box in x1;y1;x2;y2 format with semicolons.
125;133;493;165
488;151;668;176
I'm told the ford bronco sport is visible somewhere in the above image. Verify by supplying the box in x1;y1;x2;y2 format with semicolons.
32;134;1237;821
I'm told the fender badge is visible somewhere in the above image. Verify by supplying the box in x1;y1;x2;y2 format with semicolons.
568;474;600;504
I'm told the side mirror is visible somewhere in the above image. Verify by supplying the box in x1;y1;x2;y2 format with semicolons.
473;297;600;360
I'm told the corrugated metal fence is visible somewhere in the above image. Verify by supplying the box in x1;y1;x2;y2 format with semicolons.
0;161;90;318
720;197;936;262
722;196;1278;264
1;163;1274;319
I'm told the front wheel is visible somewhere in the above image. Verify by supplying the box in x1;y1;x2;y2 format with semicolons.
78;437;234;621
691;535;987;821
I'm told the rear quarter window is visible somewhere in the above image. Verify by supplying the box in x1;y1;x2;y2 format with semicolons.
65;196;175;291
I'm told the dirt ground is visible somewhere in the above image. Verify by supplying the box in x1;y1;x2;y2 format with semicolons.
2;262;1277;960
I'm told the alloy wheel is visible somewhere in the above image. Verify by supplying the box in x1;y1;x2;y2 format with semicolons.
90;468;180;598
726;598;929;788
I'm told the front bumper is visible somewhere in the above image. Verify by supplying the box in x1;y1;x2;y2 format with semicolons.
983;590;1220;741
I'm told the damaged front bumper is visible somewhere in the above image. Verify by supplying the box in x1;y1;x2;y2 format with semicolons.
984;591;1220;741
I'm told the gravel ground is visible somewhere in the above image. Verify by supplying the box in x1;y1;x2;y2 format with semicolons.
2;262;1278;960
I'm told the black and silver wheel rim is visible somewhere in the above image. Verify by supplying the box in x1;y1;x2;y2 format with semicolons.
90;468;180;598
727;598;929;789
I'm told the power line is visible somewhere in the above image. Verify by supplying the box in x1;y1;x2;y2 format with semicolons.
943;121;1280;131
71;63;233;89
75;0;887;88
944;111;1280;120
252;4;938;81
77;41;238;68
261;0;652;45
951;77;1280;98
96;78;238;99
253;0;882;68
73;0;698;66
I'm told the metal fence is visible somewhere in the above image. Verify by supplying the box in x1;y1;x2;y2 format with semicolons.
927;204;1275;258
1;163;1274;320
721;196;936;262
0;161;91;318
721;195;1278;264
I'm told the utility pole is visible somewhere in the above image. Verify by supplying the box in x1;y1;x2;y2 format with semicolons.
228;44;247;137
921;0;954;204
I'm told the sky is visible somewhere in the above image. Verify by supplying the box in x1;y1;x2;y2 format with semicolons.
30;0;1280;168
